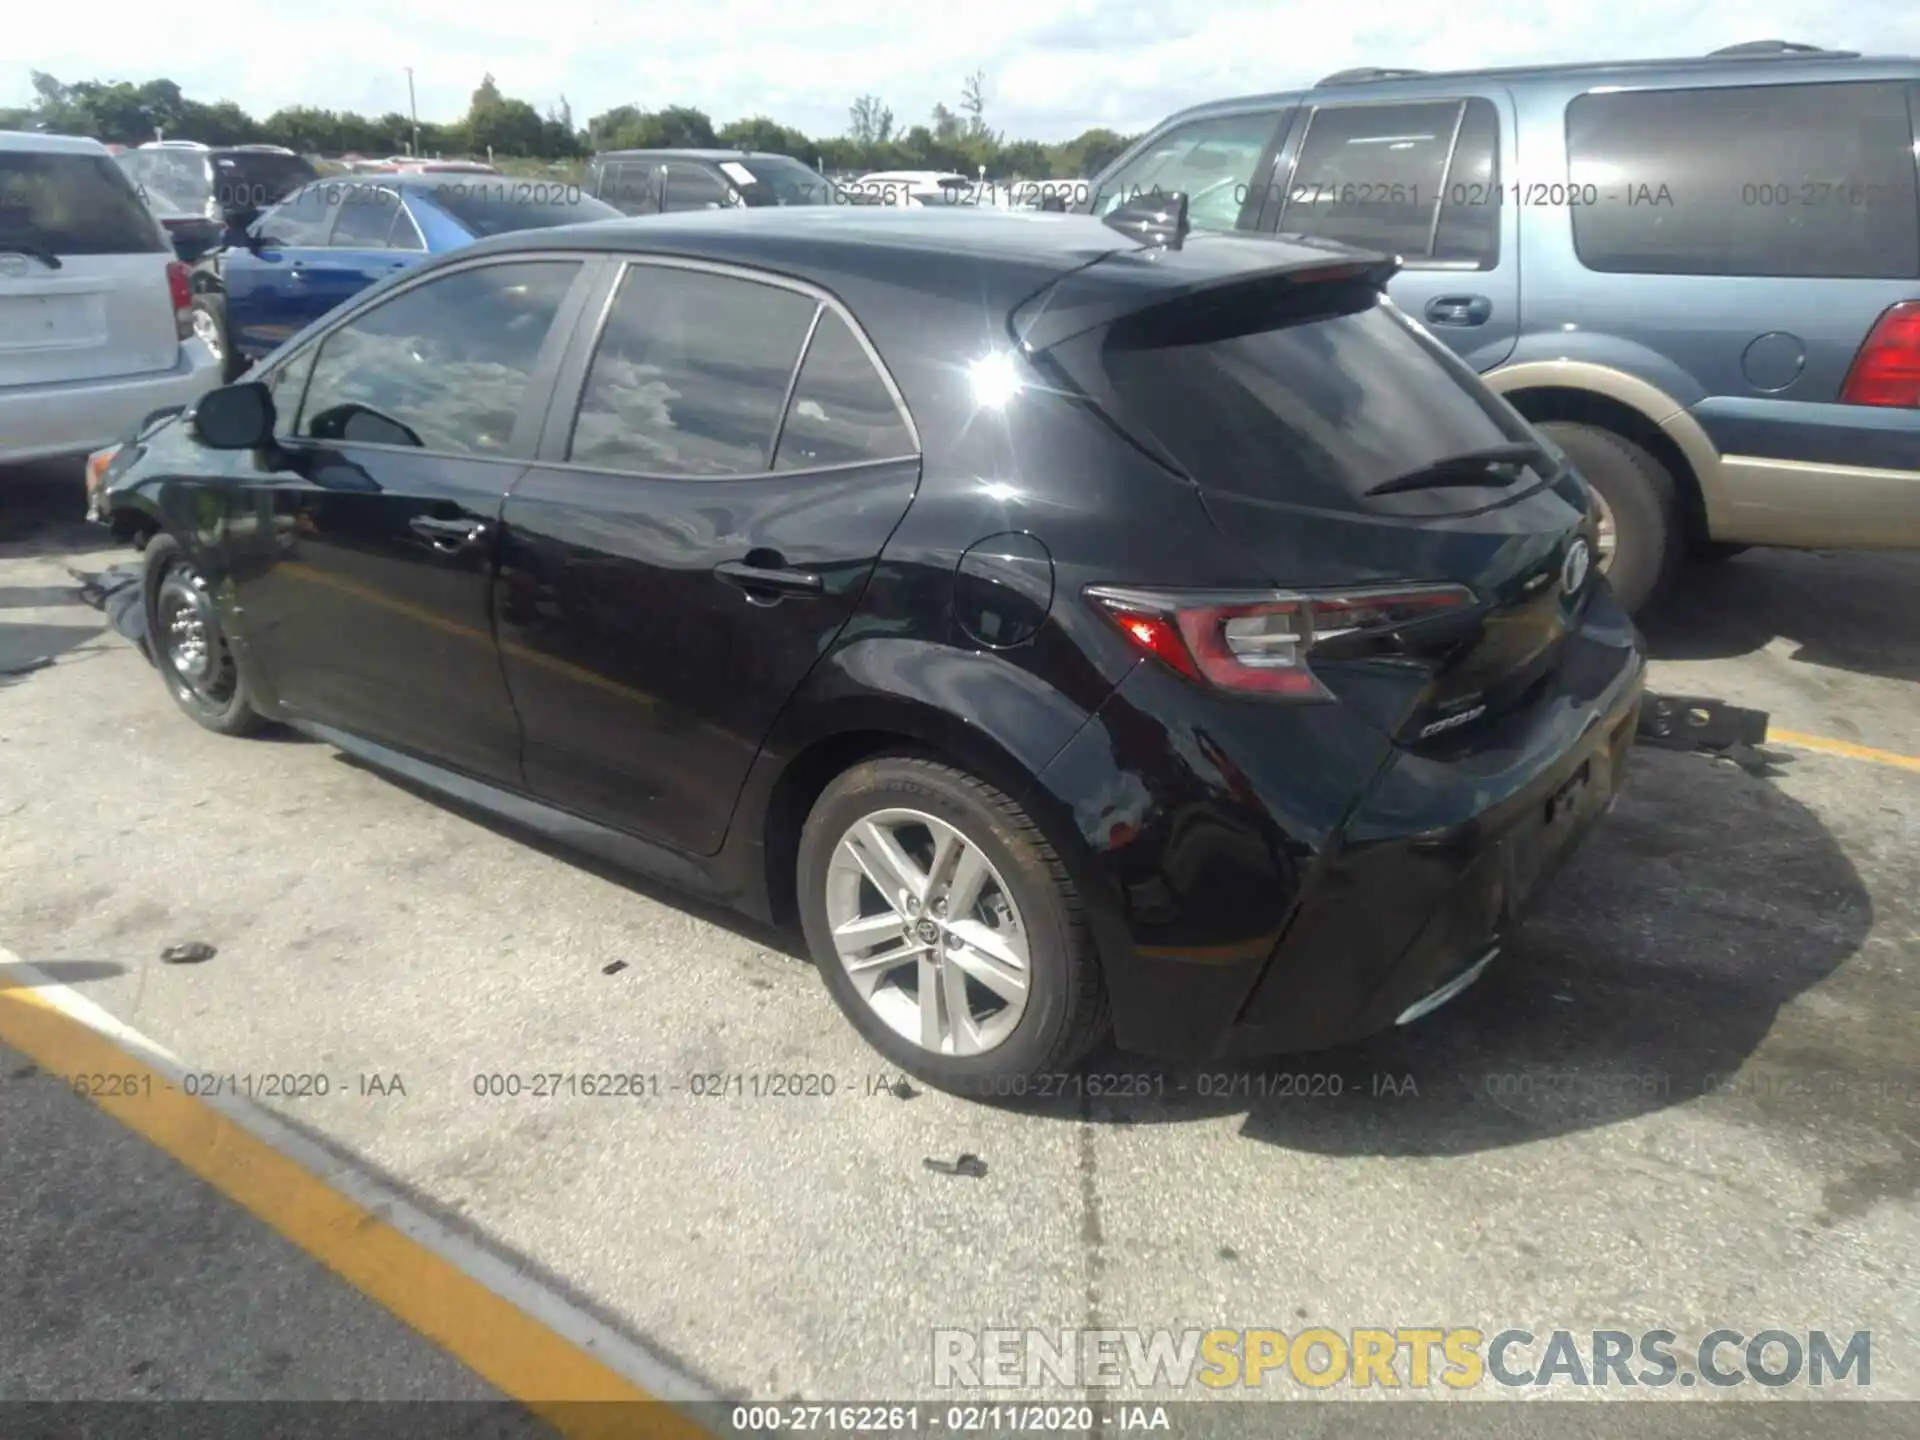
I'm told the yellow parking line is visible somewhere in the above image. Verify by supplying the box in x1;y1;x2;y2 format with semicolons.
1768;729;1920;775
0;981;709;1440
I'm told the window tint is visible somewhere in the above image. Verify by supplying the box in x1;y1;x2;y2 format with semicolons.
212;152;317;213
0;151;166;255
257;187;333;246
1277;100;1499;265
773;310;914;470
661;164;733;212
1052;287;1537;518
569;265;817;476
1090;111;1288;233
295;260;580;455
328;186;400;247
596;160;659;214
1567;82;1920;279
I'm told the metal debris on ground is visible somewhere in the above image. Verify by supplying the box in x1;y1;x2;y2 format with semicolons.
601;960;629;975
1635;692;1770;753
924;1153;988;1178
160;941;218;965
66;563;152;659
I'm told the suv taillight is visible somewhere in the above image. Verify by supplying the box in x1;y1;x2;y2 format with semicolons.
166;261;193;341
1840;301;1920;408
1086;584;1475;699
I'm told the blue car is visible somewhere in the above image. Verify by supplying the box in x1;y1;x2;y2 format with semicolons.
186;174;621;380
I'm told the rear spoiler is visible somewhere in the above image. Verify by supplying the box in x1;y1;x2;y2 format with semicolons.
1010;233;1400;356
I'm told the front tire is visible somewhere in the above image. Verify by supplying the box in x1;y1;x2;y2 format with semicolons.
797;756;1109;1094
1536;420;1680;615
144;534;266;736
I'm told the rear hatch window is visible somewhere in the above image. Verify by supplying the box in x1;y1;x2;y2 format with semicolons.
1052;281;1552;518
1;151;166;255
425;183;622;236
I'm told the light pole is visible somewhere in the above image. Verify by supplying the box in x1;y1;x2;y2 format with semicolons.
404;67;419;157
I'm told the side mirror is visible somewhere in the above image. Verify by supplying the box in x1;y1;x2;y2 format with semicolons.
191;382;276;449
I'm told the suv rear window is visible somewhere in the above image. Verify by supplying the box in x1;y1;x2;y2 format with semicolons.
1050;285;1541;515
1567;81;1920;279
425;182;621;236
0;151;166;255
212;152;319;212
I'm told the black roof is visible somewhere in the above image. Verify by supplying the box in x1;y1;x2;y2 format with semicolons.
445;208;1387;417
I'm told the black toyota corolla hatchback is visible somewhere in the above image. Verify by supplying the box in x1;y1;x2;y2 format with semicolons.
97;202;1645;1094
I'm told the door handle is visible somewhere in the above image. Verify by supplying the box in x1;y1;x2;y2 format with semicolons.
714;557;825;602
409;515;490;553
1425;294;1492;326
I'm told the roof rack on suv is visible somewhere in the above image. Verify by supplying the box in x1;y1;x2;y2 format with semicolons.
1706;40;1862;58
142;139;211;150
229;144;298;154
1315;66;1428;86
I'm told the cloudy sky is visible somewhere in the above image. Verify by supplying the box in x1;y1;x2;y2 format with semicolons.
9;0;1920;142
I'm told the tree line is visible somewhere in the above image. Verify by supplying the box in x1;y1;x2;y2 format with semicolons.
1;71;1136;180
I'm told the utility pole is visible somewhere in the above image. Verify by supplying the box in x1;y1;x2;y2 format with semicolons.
405;67;419;157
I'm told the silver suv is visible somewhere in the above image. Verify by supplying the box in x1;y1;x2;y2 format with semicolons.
0;131;222;466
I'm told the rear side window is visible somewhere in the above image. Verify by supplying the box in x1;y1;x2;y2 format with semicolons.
595;161;659;213
1567;82;1920;279
773;310;916;470
661;164;733;212
1053;287;1538;517
426;181;621;236
213;153;317;213
1274;99;1502;267
568;265;818;476
0;150;166;255
1089;110;1290;233
329;187;402;247
295;260;581;455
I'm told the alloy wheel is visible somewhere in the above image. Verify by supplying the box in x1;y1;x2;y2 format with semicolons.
823;807;1031;1057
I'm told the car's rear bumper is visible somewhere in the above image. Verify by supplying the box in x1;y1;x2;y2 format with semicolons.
0;341;221;467
1032;584;1647;1062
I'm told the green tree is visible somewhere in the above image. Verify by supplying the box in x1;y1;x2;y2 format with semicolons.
848;94;894;146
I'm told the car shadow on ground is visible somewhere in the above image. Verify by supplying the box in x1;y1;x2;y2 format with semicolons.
994;747;1875;1156
1641;548;1920;684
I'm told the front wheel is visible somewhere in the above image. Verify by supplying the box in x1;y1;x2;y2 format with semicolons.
797;756;1109;1094
144;534;266;736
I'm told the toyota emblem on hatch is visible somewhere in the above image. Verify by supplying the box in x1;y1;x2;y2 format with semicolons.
1561;537;1592;594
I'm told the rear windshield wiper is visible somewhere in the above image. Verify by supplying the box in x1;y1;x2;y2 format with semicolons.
0;241;63;270
1365;441;1546;497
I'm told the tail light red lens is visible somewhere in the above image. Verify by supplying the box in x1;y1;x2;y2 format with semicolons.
1839;301;1920;408
1086;584;1475;698
165;261;194;341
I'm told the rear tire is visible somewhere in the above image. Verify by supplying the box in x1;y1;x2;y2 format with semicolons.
190;295;241;383
144;534;266;737
1536;420;1679;616
797;755;1109;1095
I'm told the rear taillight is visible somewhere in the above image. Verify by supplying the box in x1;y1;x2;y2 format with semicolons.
1839;301;1920;408
1086;584;1475;699
166;261;193;341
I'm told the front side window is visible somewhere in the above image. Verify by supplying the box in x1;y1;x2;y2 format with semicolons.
1088;111;1290;233
660;164;734;212
1568;81;1920;279
568;264;818;476
294;260;581;456
255;187;334;246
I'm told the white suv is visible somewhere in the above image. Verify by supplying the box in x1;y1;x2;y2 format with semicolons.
1;131;221;466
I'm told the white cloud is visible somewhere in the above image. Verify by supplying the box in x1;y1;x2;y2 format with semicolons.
7;0;1918;142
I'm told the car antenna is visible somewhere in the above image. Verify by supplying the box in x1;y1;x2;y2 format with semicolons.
1100;191;1190;249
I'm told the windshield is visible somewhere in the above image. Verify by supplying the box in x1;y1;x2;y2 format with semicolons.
722;155;844;206
1;151;166;255
426;181;622;236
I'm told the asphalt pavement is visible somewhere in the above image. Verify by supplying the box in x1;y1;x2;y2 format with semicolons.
2;464;1916;1437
